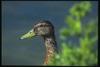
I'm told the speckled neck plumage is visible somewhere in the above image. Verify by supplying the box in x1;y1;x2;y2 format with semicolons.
43;35;57;65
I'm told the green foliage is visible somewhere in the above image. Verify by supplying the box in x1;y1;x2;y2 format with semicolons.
48;1;98;66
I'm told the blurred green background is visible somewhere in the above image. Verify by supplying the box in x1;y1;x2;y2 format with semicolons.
2;1;98;65
48;1;98;66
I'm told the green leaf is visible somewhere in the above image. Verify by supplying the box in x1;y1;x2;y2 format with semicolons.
60;28;70;36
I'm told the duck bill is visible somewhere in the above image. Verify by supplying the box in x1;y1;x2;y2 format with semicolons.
20;29;36;39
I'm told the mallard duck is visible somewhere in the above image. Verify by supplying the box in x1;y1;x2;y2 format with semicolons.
20;20;58;65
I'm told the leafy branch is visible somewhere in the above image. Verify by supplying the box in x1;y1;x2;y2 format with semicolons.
48;1;98;66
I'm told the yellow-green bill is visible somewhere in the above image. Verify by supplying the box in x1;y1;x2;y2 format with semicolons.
20;29;36;39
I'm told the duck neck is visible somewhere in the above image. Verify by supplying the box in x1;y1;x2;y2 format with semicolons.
43;35;57;65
